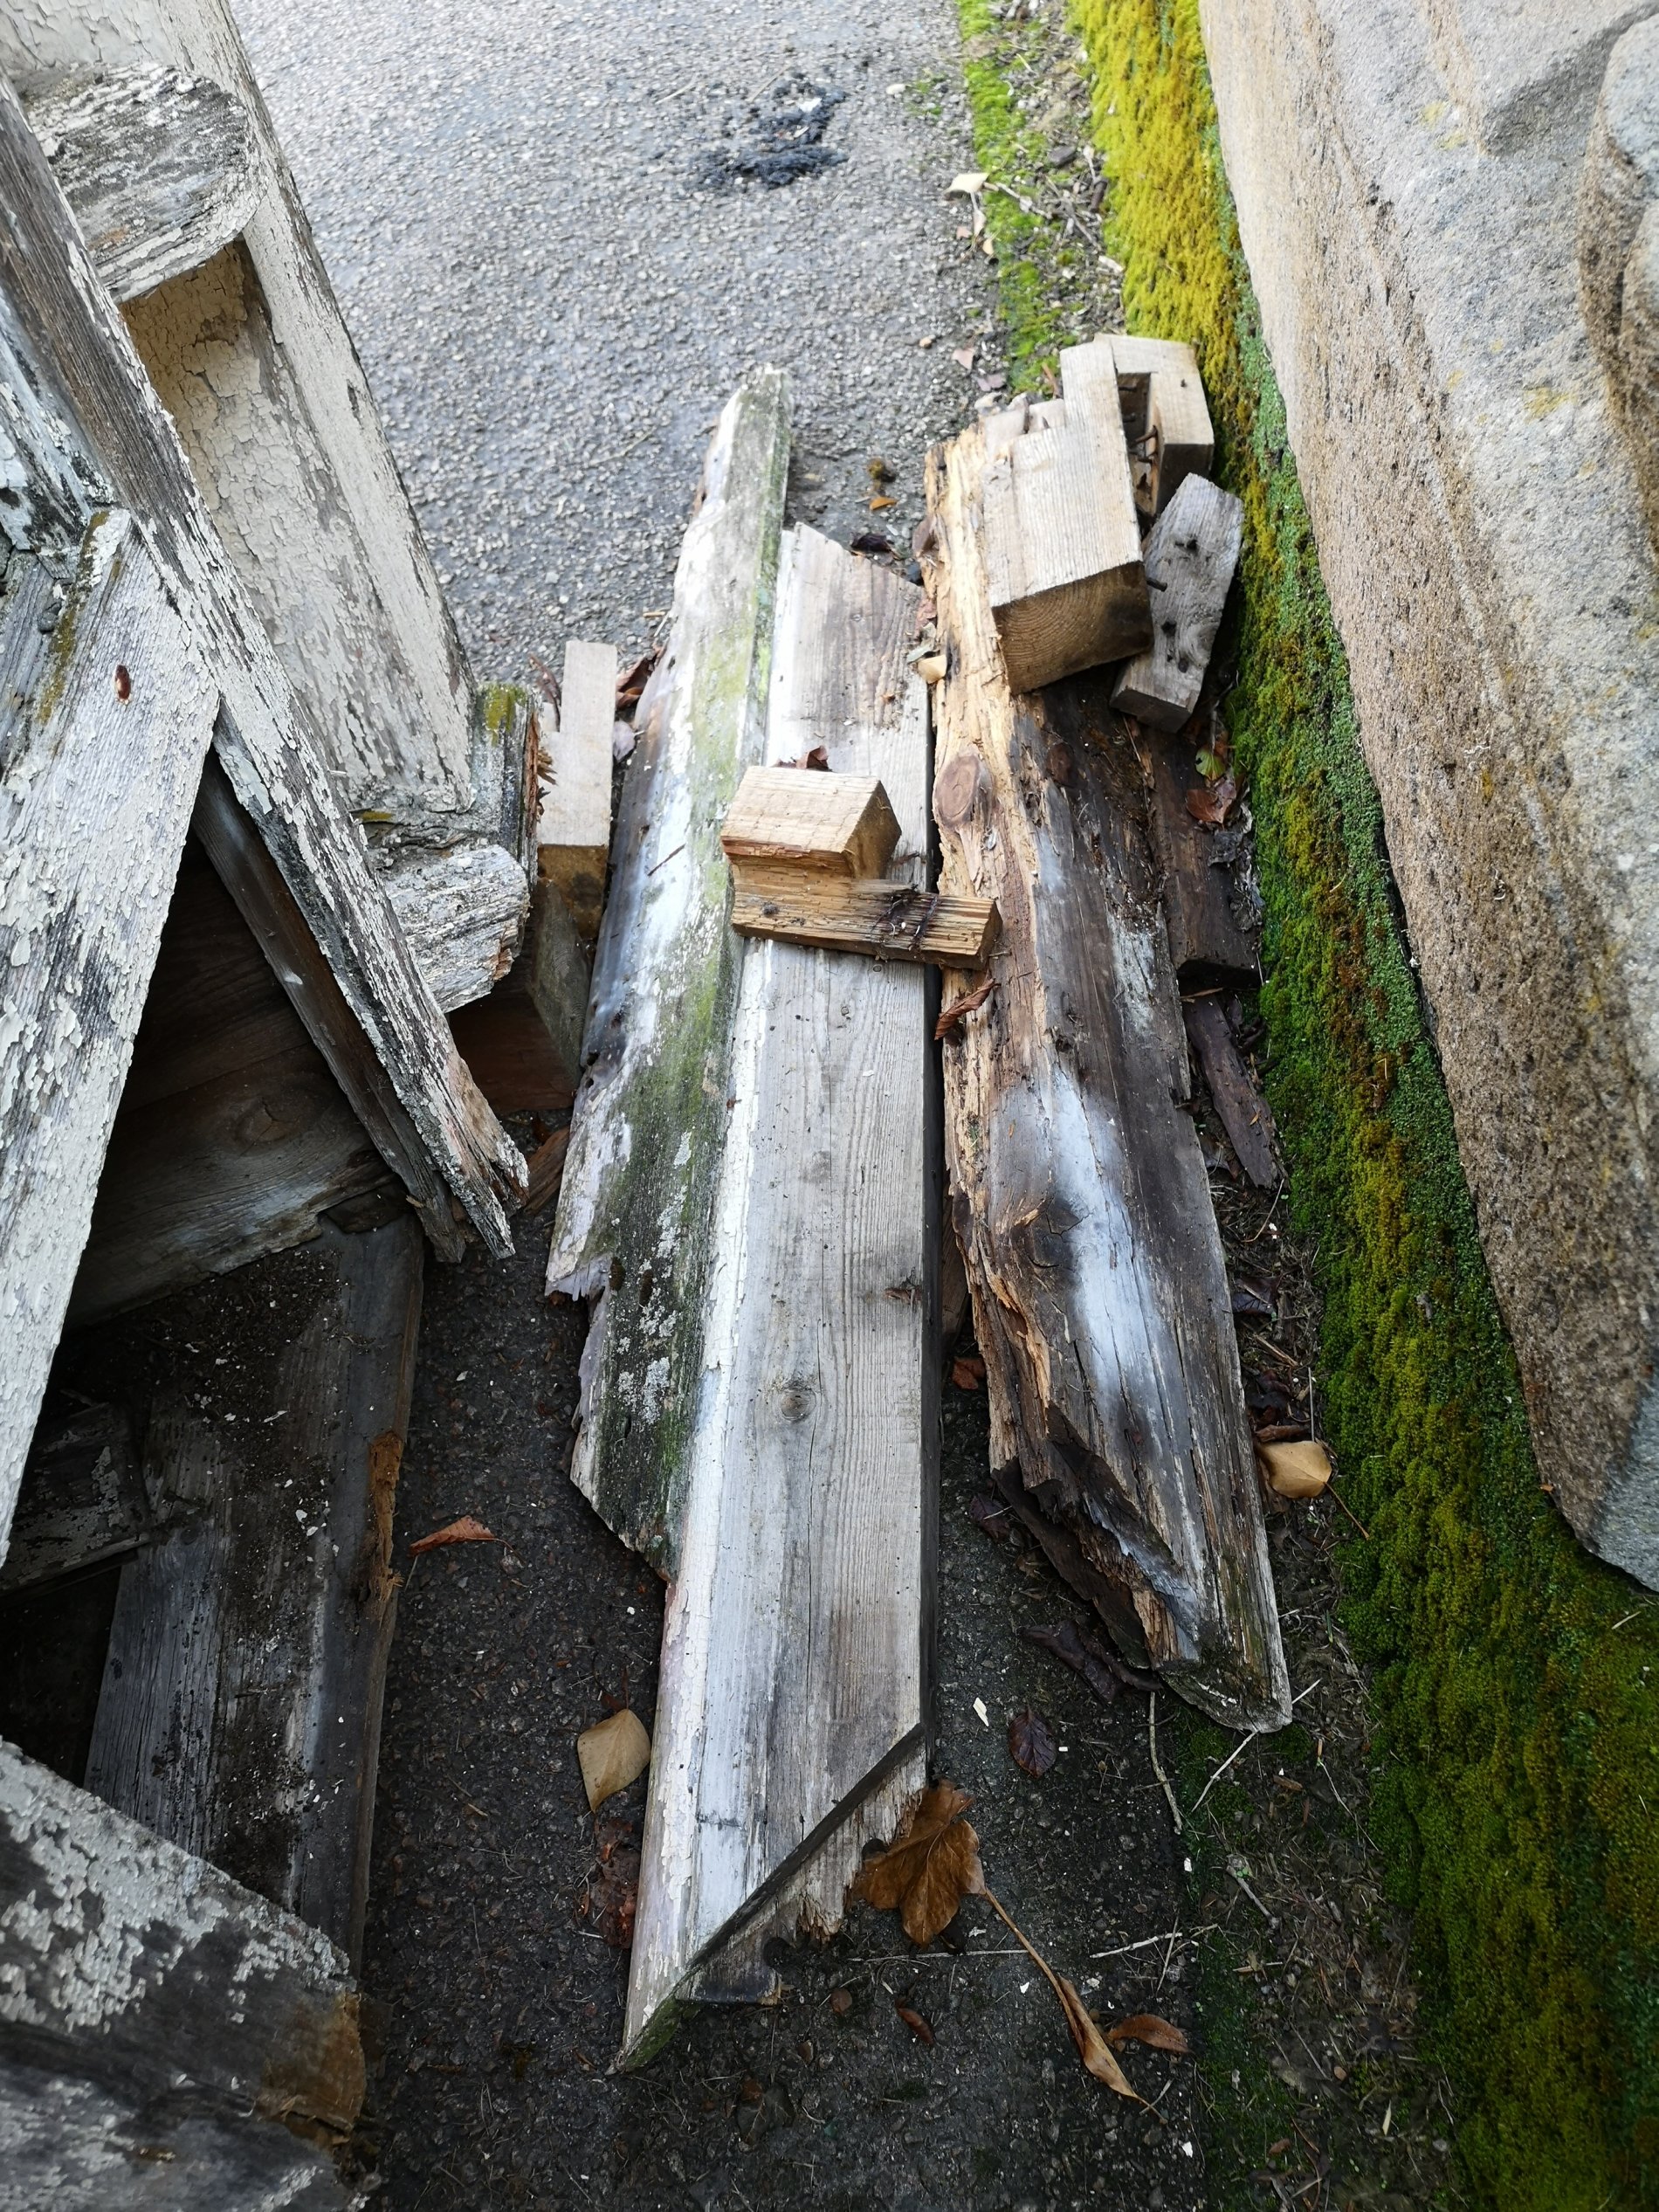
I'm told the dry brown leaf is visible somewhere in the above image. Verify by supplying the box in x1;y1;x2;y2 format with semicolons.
1058;1977;1141;2098
935;976;995;1038
1185;772;1238;827
951;1353;987;1390
895;2001;934;2045
1008;1706;1057;1779
410;1515;496;1554
951;344;976;370
829;1987;853;2016
1106;2011;1191;2056
852;1781;985;1945
916;652;947;686
869;494;897;511
577;1707;651;1810
781;744;830;773
1258;1438;1332;1499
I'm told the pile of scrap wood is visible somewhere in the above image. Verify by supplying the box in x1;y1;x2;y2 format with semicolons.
547;338;1288;2065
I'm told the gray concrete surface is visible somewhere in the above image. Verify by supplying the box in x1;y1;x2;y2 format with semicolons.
237;0;997;679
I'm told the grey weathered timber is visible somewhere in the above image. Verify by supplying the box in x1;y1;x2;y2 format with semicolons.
382;837;531;1013
1144;728;1260;982
0;80;525;1258
1112;474;1243;732
83;1215;422;1961
926;424;1289;1732
1184;995;1279;1189
0;510;218;1568
0;1736;360;2202
0;0;480;826
67;847;384;1323
547;368;791;1568
0;1406;144;1596
24;64;261;304
623;525;934;2062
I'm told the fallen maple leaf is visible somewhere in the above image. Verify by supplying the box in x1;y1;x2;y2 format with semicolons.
853;1781;985;1945
951;1353;987;1391
1185;772;1238;828
895;2001;934;2046
410;1515;496;1554
1106;2012;1191;2056
935;977;995;1039
1008;1706;1057;1779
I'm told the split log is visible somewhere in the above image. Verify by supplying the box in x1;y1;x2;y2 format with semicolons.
547;368;791;1565
1112;474;1243;732
83;1213;422;1962
24;65;262;305
538;638;616;940
623;520;933;2062
981;340;1150;692
0;1737;359;2204
926;422;1289;1733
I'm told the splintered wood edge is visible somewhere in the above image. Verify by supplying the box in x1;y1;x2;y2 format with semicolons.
729;877;999;968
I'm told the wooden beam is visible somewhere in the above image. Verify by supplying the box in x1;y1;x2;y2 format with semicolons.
381;838;531;1012
84;1213;423;1962
729;868;998;967
1144;730;1260;982
1112;473;1243;732
0;78;525;1258
926;420;1289;1733
24;65;262;305
0;1404;144;1597
1108;334;1215;516
720;765;900;878
1184;996;1279;1189
0;510;219;1565
623;521;933;2063
0;1736;361;2196
981;338;1150;692
547;368;790;1568
537;638;616;941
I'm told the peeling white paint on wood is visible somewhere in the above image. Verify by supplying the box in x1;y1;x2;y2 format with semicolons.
382;838;529;1012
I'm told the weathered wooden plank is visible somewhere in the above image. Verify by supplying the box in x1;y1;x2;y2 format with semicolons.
0;510;218;1566
66;847;384;1323
1112;474;1243;731
1184;996;1279;1190
25;65;262;305
381;837;531;1012
1108;334;1215;516
926;422;1289;1732
538;638;616;941
0;78;524;1258
728;868;998;966
547;368;791;1567
83;1214;422;1960
0;1735;362;2146
1144;729;1260;982
721;765;900;877
981;340;1149;693
0;1406;144;1597
623;522;933;2061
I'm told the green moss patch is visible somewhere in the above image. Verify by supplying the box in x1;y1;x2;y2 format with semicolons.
957;0;1659;2201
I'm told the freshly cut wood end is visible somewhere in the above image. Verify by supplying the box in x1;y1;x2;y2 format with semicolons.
731;869;999;968
720;765;901;879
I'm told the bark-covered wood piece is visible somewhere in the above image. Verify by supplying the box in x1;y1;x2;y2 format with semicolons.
538;638;616;940
1144;731;1259;982
623;522;933;2063
926;423;1289;1732
0;1735;361;2191
1112;474;1243;732
1184;996;1279;1189
0;510;219;1567
83;1215;421;1962
67;848;383;1324
0;1406;144;1597
24;65;261;306
728;869;998;966
547;369;791;1568
0;79;524;1260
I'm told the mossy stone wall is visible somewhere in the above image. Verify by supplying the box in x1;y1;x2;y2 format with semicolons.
959;1;1659;2202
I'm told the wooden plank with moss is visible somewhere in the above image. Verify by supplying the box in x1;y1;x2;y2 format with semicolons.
546;369;791;1568
926;418;1289;1733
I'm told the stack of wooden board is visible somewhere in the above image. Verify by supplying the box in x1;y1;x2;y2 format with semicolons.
549;372;938;2062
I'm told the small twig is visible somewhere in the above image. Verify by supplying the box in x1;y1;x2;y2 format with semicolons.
1090;1923;1218;1960
1147;1692;1183;1835
1189;1727;1258;1816
1244;1180;1286;1244
1325;1484;1371;1541
646;840;685;876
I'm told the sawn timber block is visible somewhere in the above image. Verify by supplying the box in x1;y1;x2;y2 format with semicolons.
538;637;616;941
729;867;999;968
1107;334;1215;516
720;765;901;879
1112;473;1243;732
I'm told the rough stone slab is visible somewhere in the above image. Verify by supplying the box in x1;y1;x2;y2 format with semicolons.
1417;0;1658;152
1201;0;1659;1578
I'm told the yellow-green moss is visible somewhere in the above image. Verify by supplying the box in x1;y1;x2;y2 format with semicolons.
958;0;1659;2200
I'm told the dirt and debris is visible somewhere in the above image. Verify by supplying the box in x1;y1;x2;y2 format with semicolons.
695;78;849;193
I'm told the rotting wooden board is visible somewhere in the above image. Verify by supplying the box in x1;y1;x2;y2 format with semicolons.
1112;474;1243;732
0;1736;361;2195
1184;996;1279;1190
0;79;524;1261
729;868;997;965
24;65;262;306
382;837;531;1012
622;520;933;2062
83;1214;422;1963
926;421;1289;1733
0;1405;144;1597
547;368;791;1569
0;511;218;1574
538;638;616;941
1143;729;1259;982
